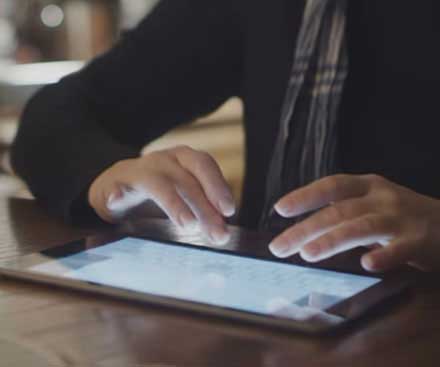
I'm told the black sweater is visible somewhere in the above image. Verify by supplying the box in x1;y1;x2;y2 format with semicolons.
11;0;440;229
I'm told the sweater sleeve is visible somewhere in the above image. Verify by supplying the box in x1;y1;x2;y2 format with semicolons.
11;0;243;225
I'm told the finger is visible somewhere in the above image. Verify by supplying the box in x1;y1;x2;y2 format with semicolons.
144;180;198;230
361;239;416;272
91;183;125;223
175;146;236;217
269;198;372;258
106;185;148;218
275;174;369;218
299;215;396;262
270;214;395;260
171;168;230;246
108;178;197;230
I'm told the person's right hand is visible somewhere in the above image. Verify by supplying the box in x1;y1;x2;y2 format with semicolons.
88;146;236;245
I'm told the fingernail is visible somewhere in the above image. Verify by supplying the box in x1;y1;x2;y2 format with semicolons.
274;202;292;218
107;193;116;206
210;228;230;246
107;192;122;210
300;248;319;262
361;255;376;271
179;213;198;231
218;199;235;217
269;240;291;258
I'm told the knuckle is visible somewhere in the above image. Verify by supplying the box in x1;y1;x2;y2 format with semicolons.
196;151;215;165
144;150;163;161
173;145;194;158
322;176;340;192
356;216;379;234
193;152;217;174
320;174;351;196
174;144;193;153
383;189;403;210
327;204;347;222
365;173;387;187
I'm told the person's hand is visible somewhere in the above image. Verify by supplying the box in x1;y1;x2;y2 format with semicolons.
88;146;235;245
268;174;440;272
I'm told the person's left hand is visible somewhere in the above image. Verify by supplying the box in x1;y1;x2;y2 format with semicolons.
268;174;440;272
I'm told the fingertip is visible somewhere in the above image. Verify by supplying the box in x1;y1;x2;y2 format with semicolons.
218;199;236;218
210;229;231;247
269;243;281;257
107;193;116;206
274;202;292;218
269;241;292;258
361;254;376;272
106;193;123;212
107;188;124;208
361;252;386;273
178;212;198;232
107;186;146;213
299;249;320;263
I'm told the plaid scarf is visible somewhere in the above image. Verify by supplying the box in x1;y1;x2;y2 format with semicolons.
260;0;349;230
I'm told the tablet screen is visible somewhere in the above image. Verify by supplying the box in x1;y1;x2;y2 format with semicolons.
30;237;381;321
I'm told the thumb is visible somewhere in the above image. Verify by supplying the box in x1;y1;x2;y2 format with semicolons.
106;185;149;220
361;239;415;272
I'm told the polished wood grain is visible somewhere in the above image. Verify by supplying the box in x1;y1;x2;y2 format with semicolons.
0;197;439;367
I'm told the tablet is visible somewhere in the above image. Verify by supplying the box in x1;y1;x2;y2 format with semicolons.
0;235;411;334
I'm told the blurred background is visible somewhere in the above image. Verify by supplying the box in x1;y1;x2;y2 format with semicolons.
0;0;243;202
0;0;159;63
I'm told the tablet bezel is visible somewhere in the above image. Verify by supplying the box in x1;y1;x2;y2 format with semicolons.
0;234;413;334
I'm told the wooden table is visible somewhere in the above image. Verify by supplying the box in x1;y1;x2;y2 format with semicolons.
0;197;439;367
